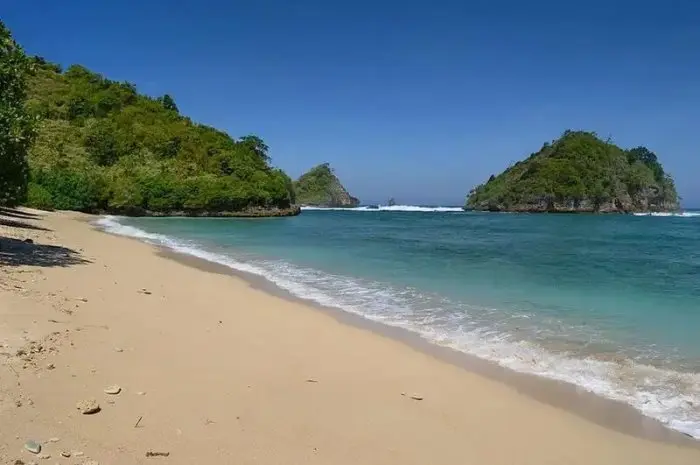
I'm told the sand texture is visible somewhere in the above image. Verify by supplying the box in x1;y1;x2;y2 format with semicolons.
1;208;699;464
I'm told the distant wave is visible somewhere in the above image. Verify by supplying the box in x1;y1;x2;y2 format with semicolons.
301;205;464;212
633;212;700;217
95;215;700;439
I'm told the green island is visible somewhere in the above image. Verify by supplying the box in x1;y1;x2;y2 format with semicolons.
294;163;359;208
466;131;679;213
1;22;298;217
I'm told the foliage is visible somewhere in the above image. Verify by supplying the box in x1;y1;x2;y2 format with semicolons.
158;94;178;113
466;131;679;212
22;58;295;214
0;21;35;206
294;163;359;207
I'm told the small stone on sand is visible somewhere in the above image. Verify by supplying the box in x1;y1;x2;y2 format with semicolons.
410;395;424;401
60;451;70;458
24;440;41;454
76;398;100;414
72;451;84;457
137;391;146;396
37;454;50;460
46;363;55;370
114;347;123;352
103;385;121;395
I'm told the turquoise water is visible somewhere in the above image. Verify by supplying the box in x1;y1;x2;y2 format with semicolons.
98;208;700;437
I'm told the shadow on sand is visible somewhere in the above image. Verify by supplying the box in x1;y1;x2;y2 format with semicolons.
0;207;43;221
0;208;88;268
0;216;52;232
0;237;90;268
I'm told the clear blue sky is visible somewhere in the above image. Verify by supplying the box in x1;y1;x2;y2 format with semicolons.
5;0;700;206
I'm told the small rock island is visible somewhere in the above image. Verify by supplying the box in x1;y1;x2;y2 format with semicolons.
294;163;360;208
466;131;679;213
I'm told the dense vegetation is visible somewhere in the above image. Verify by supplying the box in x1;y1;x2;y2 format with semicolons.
0;21;35;206
294;163;359;207
467;131;679;213
15;51;296;215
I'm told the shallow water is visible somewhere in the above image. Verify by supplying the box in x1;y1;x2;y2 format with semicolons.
98;207;700;437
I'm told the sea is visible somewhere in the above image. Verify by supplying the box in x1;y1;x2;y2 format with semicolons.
97;206;700;438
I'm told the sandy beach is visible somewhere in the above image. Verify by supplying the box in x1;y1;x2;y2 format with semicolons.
2;208;700;465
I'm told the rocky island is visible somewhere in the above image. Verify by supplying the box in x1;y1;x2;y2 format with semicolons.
466;131;679;213
294;163;360;208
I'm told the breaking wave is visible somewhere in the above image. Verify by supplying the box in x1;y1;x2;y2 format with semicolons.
95;215;700;439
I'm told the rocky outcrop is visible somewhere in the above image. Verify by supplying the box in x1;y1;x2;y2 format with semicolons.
294;163;359;208
466;131;680;213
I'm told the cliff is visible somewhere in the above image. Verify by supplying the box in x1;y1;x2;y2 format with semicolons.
466;131;679;213
294;163;360;207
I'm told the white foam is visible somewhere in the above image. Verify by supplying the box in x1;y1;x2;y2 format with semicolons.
633;212;700;217
301;205;464;212
95;215;700;439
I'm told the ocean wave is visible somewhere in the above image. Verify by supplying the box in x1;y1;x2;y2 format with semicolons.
301;205;464;212
633;212;700;217
95;215;700;439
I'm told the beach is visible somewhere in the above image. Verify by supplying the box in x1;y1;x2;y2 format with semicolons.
2;209;700;465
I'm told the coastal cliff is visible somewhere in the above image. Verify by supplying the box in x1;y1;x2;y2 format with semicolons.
466;131;680;213
294;163;360;207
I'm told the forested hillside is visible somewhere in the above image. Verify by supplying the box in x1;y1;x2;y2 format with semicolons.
23;59;297;216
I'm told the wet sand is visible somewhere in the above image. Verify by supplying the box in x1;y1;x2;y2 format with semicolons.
1;208;699;464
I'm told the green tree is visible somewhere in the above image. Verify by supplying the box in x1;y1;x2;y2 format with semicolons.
0;21;35;206
239;134;270;163
159;94;178;113
627;146;664;182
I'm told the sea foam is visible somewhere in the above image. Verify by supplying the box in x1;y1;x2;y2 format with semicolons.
95;215;700;439
633;211;700;217
301;205;464;212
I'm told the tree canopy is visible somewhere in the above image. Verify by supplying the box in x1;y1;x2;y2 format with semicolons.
0;21;35;206
22;57;296;215
466;131;679;213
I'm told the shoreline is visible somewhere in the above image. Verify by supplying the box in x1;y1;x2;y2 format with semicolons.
96;214;699;445
155;245;697;447
3;209;700;464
